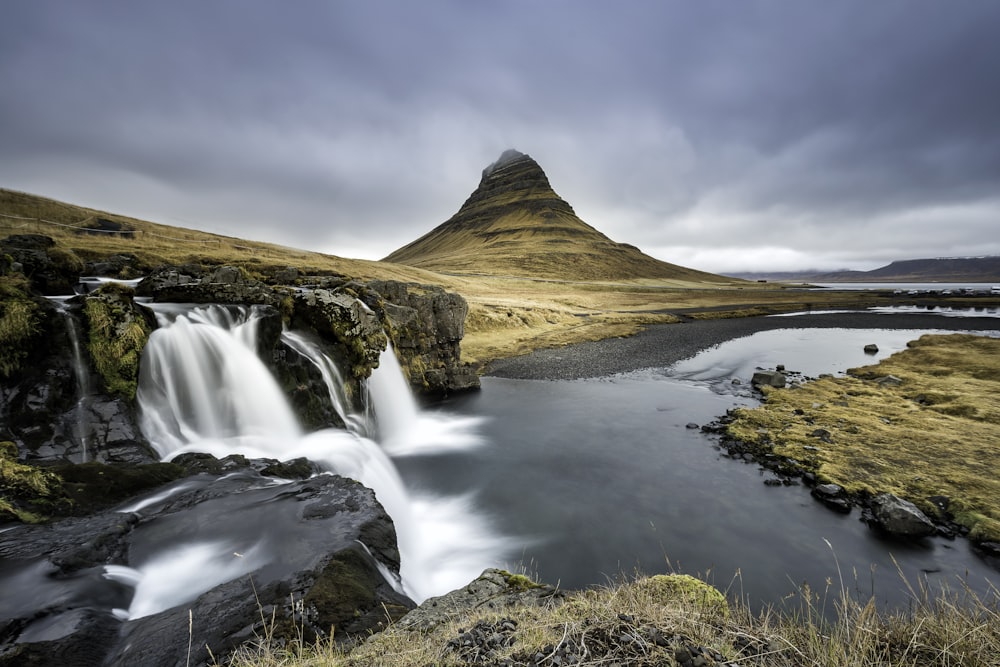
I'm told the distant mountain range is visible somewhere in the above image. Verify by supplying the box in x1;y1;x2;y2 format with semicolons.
384;149;732;283
728;256;1000;283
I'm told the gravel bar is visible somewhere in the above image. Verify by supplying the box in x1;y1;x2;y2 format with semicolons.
484;312;1000;381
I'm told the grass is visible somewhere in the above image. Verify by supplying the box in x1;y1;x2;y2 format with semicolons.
0;440;63;523
220;568;1000;667
725;333;1000;542
0;273;41;377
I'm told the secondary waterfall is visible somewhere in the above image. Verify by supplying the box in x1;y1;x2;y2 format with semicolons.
49;298;92;462
135;304;502;604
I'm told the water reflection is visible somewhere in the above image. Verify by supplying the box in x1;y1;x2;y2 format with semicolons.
407;327;1000;612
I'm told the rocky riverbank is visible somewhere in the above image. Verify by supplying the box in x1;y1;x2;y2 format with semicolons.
485;310;1000;380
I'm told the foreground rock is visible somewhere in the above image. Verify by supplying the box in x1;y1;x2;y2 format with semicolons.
394;568;563;632
0;465;413;667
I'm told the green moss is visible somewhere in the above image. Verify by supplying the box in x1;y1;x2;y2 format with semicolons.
0;275;41;377
83;286;151;399
499;570;545;591
635;574;729;618
0;440;64;523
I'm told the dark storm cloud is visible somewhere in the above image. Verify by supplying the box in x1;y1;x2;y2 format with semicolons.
2;1;999;271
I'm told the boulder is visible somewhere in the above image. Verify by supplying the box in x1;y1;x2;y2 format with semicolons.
811;483;851;513
868;493;936;538
0;469;413;666
393;568;561;632
864;343;879;354
751;370;786;388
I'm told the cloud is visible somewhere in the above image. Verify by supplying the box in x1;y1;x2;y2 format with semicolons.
2;1;999;272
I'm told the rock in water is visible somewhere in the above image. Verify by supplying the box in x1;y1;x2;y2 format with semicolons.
751;370;786;388
0;469;413;666
869;493;936;538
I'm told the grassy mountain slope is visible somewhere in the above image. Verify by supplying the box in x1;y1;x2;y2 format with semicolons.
0;188;442;285
384;150;733;283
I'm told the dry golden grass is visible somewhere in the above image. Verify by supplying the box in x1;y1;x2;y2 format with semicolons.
726;334;1000;541
222;569;1000;667
0;188;445;285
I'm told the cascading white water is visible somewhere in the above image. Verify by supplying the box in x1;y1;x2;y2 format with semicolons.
280;329;371;437
369;345;488;457
133;304;503;610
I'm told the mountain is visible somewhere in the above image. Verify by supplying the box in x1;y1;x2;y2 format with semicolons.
384;150;732;283
729;256;1000;283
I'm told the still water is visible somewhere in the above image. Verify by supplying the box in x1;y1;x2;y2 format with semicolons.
398;326;1000;610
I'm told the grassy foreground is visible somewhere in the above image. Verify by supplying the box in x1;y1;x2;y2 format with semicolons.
726;334;1000;543
220;570;1000;667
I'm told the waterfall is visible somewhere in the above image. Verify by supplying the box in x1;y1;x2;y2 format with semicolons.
369;345;488;457
135;304;502;604
280;329;371;437
49;298;92;463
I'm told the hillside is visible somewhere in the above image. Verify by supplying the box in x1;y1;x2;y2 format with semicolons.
0;188;443;285
384;150;732;283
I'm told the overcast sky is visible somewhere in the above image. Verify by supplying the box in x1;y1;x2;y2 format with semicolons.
2;2;999;274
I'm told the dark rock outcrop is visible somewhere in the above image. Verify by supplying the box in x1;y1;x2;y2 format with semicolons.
0;295;156;465
134;265;478;398
139;264;283;308
289;288;387;379
366;280;480;395
0;467;413;667
0;234;80;295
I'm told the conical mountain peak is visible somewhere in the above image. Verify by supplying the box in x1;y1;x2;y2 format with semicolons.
384;151;731;283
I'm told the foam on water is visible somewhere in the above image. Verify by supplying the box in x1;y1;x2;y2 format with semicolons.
136;305;504;603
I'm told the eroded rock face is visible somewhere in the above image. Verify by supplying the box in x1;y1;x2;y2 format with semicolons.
0;296;157;465
366;280;480;395
0;467;413;667
290;288;387;379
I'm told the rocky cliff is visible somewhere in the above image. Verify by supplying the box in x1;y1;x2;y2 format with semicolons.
2;245;478;465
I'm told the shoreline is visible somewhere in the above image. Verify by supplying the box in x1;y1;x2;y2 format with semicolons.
484;311;1000;380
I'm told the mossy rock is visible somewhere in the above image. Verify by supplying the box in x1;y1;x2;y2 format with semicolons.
302;547;408;638
633;574;729;618
0;274;42;378
82;284;152;399
0;440;64;522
